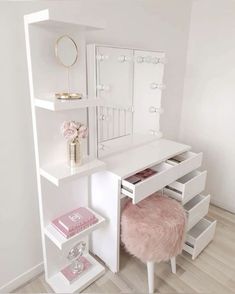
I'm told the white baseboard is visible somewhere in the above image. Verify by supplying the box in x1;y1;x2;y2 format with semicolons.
0;262;44;293
211;199;235;214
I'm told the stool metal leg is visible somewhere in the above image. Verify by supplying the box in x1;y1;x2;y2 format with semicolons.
170;257;176;274
147;261;155;293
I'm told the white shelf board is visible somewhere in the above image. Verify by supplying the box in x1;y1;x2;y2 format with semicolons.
40;159;106;186
46;254;105;293
44;208;105;250
24;9;105;31
35;97;104;111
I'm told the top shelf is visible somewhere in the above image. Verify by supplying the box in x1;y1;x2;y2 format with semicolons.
24;9;105;31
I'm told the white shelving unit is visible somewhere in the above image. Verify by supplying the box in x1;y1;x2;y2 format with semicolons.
24;9;106;293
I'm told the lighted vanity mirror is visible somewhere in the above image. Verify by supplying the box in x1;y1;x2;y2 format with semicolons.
55;35;81;100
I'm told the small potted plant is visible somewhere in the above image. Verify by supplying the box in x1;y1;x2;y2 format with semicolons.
61;121;88;168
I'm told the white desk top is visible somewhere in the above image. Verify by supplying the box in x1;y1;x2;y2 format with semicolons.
103;138;190;179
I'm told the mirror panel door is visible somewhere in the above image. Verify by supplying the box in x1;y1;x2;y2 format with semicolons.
96;47;133;143
133;50;165;135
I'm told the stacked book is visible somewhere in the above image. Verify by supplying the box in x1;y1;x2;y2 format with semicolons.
125;168;157;184
52;207;98;239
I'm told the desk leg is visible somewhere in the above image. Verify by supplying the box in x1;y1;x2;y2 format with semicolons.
90;171;121;273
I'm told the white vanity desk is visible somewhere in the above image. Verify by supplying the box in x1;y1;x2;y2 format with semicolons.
90;138;212;273
24;10;217;292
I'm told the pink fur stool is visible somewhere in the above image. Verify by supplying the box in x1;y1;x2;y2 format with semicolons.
121;193;186;293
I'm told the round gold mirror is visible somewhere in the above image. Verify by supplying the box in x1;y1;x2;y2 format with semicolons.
55;35;78;68
55;35;81;100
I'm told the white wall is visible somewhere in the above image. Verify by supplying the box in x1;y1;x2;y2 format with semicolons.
83;0;193;140
0;0;192;290
180;0;235;213
0;3;43;292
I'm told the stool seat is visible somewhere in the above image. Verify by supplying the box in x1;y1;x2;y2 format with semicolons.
121;193;186;263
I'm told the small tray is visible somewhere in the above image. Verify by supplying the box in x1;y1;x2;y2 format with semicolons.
55;92;82;100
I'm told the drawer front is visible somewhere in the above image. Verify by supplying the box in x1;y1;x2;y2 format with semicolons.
165;170;207;205
182;171;207;204
183;218;216;260
177;152;203;179
184;194;210;231
167;152;203;177
121;163;179;204
179;152;203;178
193;219;216;259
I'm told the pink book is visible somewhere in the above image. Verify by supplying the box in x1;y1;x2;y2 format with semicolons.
52;217;98;239
54;207;98;233
61;256;91;284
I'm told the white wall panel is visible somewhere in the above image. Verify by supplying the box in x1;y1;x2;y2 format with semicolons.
180;0;235;213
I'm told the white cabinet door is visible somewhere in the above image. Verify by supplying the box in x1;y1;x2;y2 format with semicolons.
133;50;165;135
96;47;133;143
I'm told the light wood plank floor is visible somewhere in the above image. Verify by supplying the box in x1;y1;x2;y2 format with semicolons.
14;205;235;293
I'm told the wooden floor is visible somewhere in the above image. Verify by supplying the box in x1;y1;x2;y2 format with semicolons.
14;205;235;293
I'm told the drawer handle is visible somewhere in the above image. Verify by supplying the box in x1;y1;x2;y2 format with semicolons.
185;241;194;248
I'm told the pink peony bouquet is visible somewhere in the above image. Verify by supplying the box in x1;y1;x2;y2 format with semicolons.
61;121;88;142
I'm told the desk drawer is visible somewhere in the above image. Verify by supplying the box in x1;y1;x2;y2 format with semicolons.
164;170;207;204
121;162;177;204
184;194;210;231
167;151;203;178
183;217;216;260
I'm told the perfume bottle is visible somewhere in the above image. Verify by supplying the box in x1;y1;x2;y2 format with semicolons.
67;241;86;274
